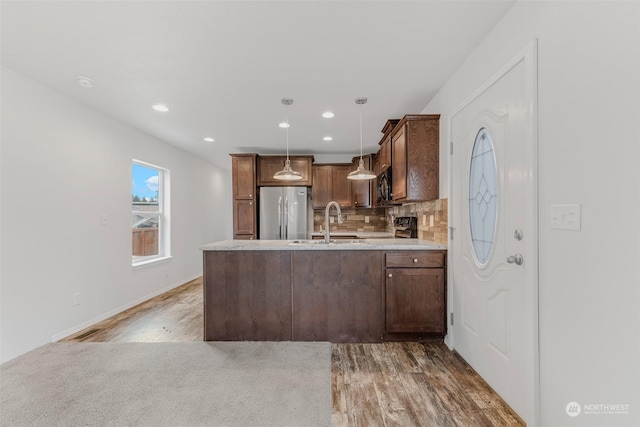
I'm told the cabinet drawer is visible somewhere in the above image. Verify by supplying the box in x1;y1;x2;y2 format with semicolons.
385;251;445;268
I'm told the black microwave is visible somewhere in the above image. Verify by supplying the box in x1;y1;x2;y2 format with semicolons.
376;168;394;205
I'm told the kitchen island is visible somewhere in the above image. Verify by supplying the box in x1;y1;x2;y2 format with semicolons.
201;239;447;343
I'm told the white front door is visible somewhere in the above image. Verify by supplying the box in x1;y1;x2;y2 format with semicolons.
450;42;538;423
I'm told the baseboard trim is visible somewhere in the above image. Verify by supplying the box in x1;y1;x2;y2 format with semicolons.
50;274;201;342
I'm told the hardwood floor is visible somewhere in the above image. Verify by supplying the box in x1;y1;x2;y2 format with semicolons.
332;343;523;426
63;277;524;427
61;277;203;342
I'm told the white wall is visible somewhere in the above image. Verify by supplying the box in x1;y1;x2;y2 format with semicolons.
0;67;232;363
425;1;639;426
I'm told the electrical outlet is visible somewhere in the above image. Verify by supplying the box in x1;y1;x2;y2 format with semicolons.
364;216;370;223
73;293;81;306
430;215;434;227
422;215;427;226
329;217;335;224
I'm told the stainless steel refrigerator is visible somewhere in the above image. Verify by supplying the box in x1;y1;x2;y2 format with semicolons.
259;187;309;240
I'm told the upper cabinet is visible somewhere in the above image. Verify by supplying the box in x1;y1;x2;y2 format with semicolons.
231;154;257;239
351;154;374;208
257;155;314;186
391;115;440;203
376;119;399;175
232;155;256;199
378;135;391;173
392;124;407;200
312;164;352;209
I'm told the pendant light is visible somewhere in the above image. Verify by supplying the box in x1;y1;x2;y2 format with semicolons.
347;98;376;180
273;98;303;181
348;97;376;180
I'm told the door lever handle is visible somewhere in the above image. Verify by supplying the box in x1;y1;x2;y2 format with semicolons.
506;254;524;265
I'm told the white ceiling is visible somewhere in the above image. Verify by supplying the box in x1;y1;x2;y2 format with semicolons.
1;0;514;170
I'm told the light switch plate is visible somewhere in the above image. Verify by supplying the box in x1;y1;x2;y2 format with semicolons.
550;204;581;231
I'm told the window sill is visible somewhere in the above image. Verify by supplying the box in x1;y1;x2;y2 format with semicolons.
132;255;173;270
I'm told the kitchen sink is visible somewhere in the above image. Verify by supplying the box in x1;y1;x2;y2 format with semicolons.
289;239;367;245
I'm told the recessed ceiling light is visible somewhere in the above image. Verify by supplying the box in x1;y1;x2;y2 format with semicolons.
75;76;95;88
279;122;290;128
151;104;169;112
203;137;215;142
322;112;334;118
323;136;333;141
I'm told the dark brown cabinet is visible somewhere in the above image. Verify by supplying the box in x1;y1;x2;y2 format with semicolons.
204;251;292;340
351;155;374;208
230;154;257;239
312;164;352;208
391;115;440;203
257;155;313;186
379;135;391;173
385;251;446;335
292;251;383;342
233;199;256;236
232;155;256;200
203;247;446;342
377;119;398;174
203;249;383;343
372;152;381;177
391;124;407;200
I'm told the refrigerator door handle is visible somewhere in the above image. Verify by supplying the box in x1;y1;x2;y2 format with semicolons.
284;197;289;239
278;196;283;239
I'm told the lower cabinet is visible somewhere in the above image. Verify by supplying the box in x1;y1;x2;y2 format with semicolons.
233;199;256;238
385;251;447;335
202;249;446;342
203;251;292;341
292;251;383;342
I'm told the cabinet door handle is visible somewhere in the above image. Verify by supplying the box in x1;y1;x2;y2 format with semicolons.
388;273;393;278
413;258;418;263
249;202;253;205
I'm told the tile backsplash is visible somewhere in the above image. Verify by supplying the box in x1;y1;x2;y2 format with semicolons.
388;199;448;244
313;208;387;233
312;199;448;244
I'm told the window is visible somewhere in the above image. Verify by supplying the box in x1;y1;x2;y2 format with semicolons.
468;127;498;267
132;160;170;266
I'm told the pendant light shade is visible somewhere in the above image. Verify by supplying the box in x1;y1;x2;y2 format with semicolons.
348;97;376;180
348;157;377;180
273;158;302;180
273;98;303;181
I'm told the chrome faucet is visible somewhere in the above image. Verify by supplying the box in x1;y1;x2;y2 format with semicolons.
324;201;343;243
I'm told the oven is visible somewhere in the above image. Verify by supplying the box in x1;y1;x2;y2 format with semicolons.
393;216;418;238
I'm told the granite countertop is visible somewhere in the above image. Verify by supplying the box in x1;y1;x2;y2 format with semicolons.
309;231;395;239
200;239;447;251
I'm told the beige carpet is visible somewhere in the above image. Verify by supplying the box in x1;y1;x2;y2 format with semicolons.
0;341;331;427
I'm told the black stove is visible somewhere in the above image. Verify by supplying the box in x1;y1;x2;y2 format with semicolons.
393;216;418;238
